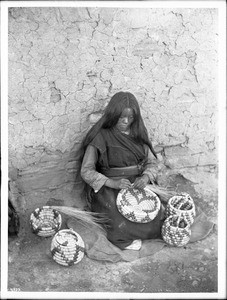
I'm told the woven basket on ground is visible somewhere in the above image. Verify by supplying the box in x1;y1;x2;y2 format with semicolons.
30;206;62;237
166;193;196;225
51;229;85;266
161;215;191;247
116;187;161;223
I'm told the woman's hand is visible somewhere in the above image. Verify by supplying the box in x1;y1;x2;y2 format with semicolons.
105;178;132;189
132;175;150;189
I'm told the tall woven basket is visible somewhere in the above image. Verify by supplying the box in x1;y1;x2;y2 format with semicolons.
51;229;85;266
166;193;196;226
161;215;191;247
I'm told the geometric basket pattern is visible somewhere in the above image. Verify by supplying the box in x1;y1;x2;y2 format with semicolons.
165;193;196;226
51;229;85;266
30;206;62;237
162;193;196;247
116;187;161;223
161;214;191;247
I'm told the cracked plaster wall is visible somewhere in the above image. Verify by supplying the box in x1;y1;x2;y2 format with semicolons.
8;7;218;211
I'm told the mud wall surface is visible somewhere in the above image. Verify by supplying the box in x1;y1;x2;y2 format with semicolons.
8;7;218;211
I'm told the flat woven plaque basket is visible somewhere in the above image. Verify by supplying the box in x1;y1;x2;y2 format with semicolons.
30;206;62;237
116;187;161;223
161;215;191;247
51;229;85;266
166;193;196;226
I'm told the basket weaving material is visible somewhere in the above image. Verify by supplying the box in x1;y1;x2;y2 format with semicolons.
166;193;196;225
30;206;62;237
161;215;191;247
51;229;85;266
116;187;161;223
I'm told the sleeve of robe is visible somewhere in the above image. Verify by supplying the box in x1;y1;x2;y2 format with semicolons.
142;145;158;184
80;145;109;192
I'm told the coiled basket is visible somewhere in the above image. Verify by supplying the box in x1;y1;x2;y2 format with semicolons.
161;215;191;247
116;187;161;223
166;193;196;225
30;206;62;237
51;229;85;266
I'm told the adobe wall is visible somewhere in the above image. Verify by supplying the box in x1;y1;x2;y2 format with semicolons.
8;7;218;211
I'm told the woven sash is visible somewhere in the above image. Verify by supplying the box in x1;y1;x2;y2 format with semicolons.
100;165;143;177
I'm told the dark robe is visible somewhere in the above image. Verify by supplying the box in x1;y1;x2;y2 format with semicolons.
87;128;162;249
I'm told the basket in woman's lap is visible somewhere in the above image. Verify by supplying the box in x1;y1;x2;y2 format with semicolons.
116;187;161;223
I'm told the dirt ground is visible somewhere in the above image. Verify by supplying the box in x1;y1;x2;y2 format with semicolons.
7;174;218;297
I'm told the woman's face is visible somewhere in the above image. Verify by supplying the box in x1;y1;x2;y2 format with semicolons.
116;108;134;132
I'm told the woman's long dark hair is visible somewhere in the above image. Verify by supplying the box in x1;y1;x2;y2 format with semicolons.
78;92;157;164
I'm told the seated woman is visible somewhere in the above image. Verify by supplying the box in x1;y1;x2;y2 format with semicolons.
78;91;163;250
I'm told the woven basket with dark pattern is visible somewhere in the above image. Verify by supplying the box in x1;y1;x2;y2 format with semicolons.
161;215;191;247
30;206;62;237
166;193;196;225
51;229;85;266
116;187;161;223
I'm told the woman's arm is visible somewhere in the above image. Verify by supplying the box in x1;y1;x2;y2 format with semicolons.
81;145;109;192
133;145;157;188
142;146;158;184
